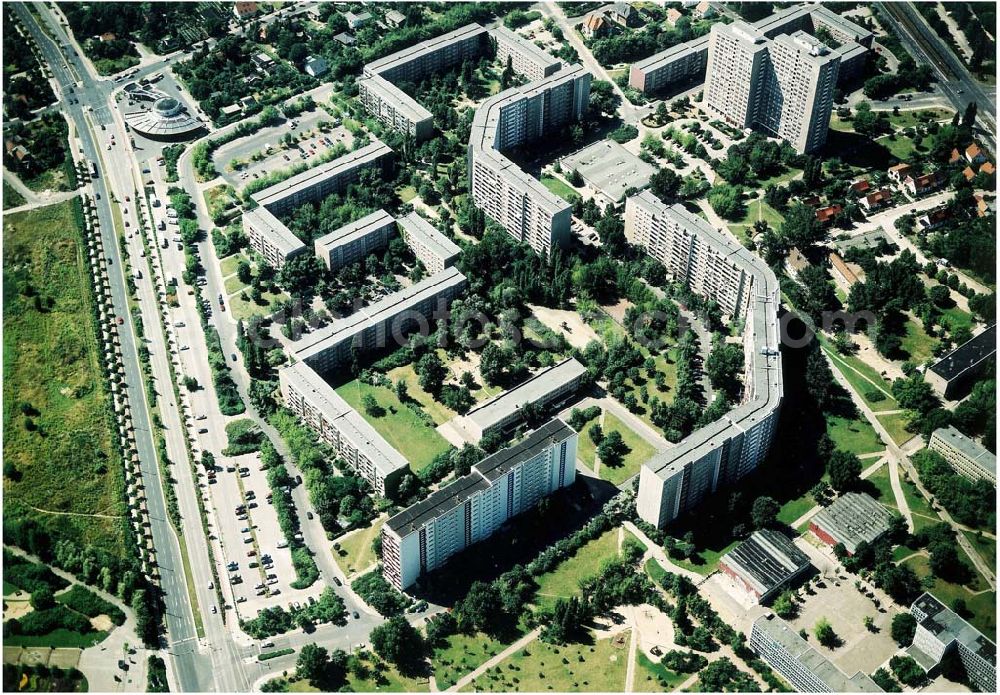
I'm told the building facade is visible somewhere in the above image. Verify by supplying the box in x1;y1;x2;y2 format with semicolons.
397;211;461;274
719;529;812;605
314;209;397;271
628;192;783;529
492;25;562;81
243;206;308;269
926;324;996;400
381;418;577;590
928;426;996;485
909;593;996;692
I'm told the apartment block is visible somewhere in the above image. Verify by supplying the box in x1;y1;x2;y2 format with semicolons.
462;358;587;441
252;140;394;216
704;22;839;153
926;324;996;400
295;267;467;375
629;36;709;95
628;192;782;528
314;209;397;271
397;211;461;274
750;614;883;692
909;593;996;692
242;141;394;269
382;418;577;590
491;25;562;81
243;206;307;269
468;65;591;254
360;23;488;141
278;361;408;496
928;426;996;485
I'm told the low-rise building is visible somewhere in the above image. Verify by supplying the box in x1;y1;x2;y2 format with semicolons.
965;143;987;166
926;324;996;400
719;530;812;605
397;211;461;274
462;358;587;441
918;206;951;230
908;593;996;692
750;613;883;692
887;162;913;182
666;8;684;26
304;55;329;78
815;204;842;224
233;1;259;20
382;418;578;590
829;252;860;288
581;12;612;39
343;10;372;30
904;172;942;197
784;248;811;281
314;209;396;271
809;492;894;554
859;188;892;213
928;425;996;485
384;9;406;27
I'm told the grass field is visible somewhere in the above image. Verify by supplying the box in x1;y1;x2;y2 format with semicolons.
219;253;244;278
464;630;630;692
532;528;622;611
3;628;109;649
900;319;938;364
876;412;914;446
433;631;521;690
336;377;452;472
728;199;786;243
903;554;996;639
822;344;898;411
333;517;385;578
865;465;896;508
777;493;818;526
227;286;287;321
387;361;457;425
3;181;27;207
634;651;687;692
668;539;740;576
878;134;920;161
3;199;125;552
825;414;885;456
540;175;581;203
939;305;975;336
963;531;996;574
575;410;658;485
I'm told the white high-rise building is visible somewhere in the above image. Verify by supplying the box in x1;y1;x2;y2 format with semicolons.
704;21;840;153
381;418;577;590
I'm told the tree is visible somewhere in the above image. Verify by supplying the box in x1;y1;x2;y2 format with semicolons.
804;346;835;411
814;617;837;647
962;101;978;128
479;343;507;386
780;203;825;250
890;613;916;647
30;587;55;611
237;260;253;284
827;449;862;491
889;655;926;687
772;590;797;618
751;496;779;529
296;644;329;684
597;430;629;468
362;393;383;417
416;352;447;396
370;615;425;673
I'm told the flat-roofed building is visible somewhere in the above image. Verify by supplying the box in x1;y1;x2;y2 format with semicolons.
358;75;434;142
491;26;562;81
243;206;307;269
314;209;397;271
928;426;996;485
560;139;656;206
719;529;812;605
397;211;461;274
926;324;996;400
908;593;996;692
252;140;394;216
381;418;577;589
295;267;467;375
629;36;709;95
629;190;783;528
809;492;894;554
278;361;409;495
750;613;883;692
468;65;591;254
462;358;587;441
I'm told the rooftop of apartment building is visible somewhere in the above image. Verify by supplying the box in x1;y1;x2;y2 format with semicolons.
931;425;996;475
363;23;487;76
928;324;997;381
398;211;461;262
314;209;396;252
910;593;996;666
243;205;306;255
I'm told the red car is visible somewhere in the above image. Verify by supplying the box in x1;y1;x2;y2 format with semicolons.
117;316;124;325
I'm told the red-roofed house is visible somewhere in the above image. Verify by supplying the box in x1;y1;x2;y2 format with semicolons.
829;252;860;287
887;163;913;182
904;172;943;197
850;179;871;195
980;162;995;176
949;148;962;164
815;204;842;224
693;1;715;18
581;12;611;39
918;206;951;230
965;143;987;166
666;8;684;26
859;188;893;213
963;166;977;181
801;195;822;207
233;1;259;20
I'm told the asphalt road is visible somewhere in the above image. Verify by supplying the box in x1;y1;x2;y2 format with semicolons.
13;3;209;691
878;2;996;151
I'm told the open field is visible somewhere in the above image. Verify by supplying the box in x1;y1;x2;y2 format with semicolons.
3;181;27;207
540;175;580;203
575;410;658;485
634;650;687;692
3;199;125;551
532;528;622;611
336;377;452;473
463;630;630;692
333;517;384;578
433;631;521;690
900;319;937;364
825;414;885;456
387;361;457;425
903;553;996;639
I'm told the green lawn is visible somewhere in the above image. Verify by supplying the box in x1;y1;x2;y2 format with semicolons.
346;652;431;692
634;651;687;692
900;319;938;364
3;199;125;552
885;107;954;130
644;557;668;586
825;414;885;456
540;175;581;203
333;517;385;578
576;410;658;485
4;629;108;649
3;181;26;207
903;554;996;639
878;134;919;161
464;631;630;692
822;344;899;411
758;167;803;188
336;378;452;473
219;253;243;278
398;185;417;203
224;274;249;296
728;199;785;245
387;360;457;425
532;528;622;611
669;539;740;576
865;465;897;508
963;530;996;574
777;493;818;526
433;631;521;690
227;286;287;321
876;412;914;446
939;305;975;336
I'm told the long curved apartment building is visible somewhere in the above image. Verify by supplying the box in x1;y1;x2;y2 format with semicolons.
625;191;784;528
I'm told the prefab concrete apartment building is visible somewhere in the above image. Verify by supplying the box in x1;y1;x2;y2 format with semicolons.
926;324;996;400
381;418;578;590
294;266;467;375
397;211;461;274
279;361;408;496
243;140;394;268
909;593;996;692
928;425;997;485
627;192;783;528
314;209;397;272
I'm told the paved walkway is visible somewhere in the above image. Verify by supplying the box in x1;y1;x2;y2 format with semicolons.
446;628;541;692
623;521;703;584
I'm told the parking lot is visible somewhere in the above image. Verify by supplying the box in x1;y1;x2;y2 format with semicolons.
212;110;355;193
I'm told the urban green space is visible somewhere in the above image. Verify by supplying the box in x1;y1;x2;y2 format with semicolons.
333;517;385;579
575;410;659;485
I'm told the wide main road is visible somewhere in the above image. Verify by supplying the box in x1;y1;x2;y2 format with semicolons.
879;2;996;151
13;4;213;691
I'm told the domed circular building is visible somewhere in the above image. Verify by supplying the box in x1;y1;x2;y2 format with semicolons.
123;86;204;142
